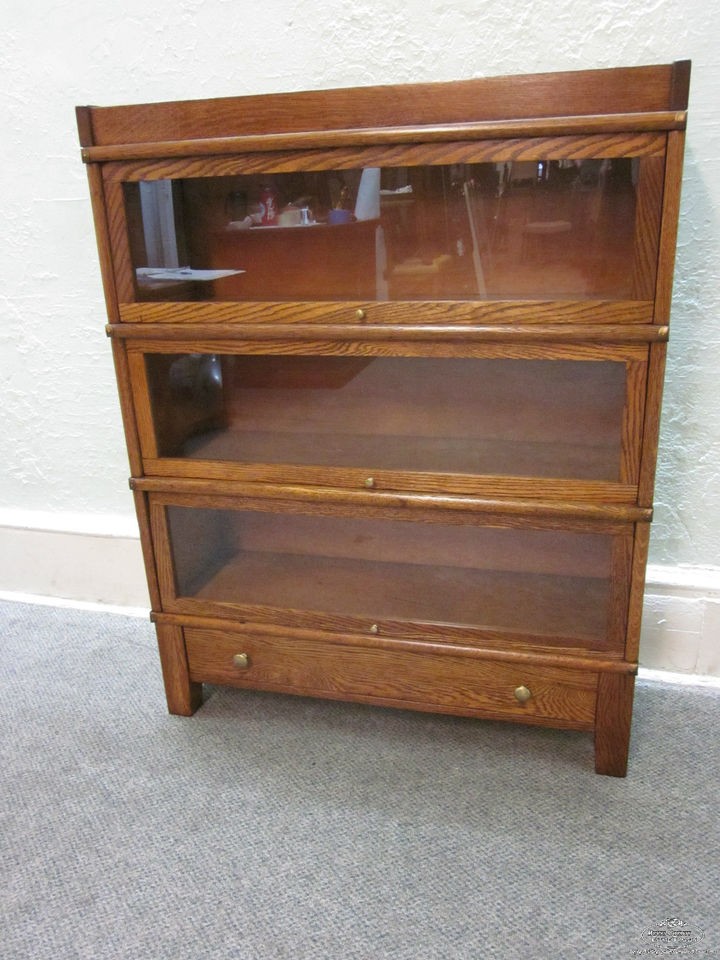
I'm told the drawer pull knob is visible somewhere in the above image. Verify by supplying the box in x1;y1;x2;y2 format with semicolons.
356;308;367;320
369;624;379;634
514;685;532;703
233;653;251;669
364;477;375;489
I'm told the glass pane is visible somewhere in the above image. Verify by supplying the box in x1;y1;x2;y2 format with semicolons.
145;354;627;482
125;157;661;302
166;505;617;650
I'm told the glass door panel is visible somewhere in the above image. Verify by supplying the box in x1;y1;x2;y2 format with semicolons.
163;503;623;652
123;156;662;303
142;353;629;483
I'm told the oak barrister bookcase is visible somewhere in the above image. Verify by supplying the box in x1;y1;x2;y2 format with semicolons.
77;61;690;775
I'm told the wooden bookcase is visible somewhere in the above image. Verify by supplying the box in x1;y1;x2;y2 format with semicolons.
77;61;690;775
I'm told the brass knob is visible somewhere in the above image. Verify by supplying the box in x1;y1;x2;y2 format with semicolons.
514;685;532;703
233;653;251;669
369;624;379;634
356;308;367;320
364;477;375;489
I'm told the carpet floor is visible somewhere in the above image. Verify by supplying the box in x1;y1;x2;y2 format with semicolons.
1;598;718;959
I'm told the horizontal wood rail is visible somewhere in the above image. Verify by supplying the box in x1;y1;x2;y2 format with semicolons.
152;611;637;674
81;111;686;163
108;322;669;343
131;476;653;524
118;300;655;326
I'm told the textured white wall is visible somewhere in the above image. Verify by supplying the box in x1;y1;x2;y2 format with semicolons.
1;0;718;570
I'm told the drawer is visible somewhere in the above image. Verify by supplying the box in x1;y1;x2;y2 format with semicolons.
184;627;598;729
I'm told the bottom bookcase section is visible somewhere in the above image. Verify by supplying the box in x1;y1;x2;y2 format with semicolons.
153;498;632;655
183;626;599;729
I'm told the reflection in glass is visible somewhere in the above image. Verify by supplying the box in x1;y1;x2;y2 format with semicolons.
125;157;661;302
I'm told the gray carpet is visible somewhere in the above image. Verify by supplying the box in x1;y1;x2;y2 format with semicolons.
1;598;718;960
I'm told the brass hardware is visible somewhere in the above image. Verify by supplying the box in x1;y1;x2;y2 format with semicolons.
369;624;379;634
514;685;532;703
364;477;375;488
233;653;250;669
356;308;367;320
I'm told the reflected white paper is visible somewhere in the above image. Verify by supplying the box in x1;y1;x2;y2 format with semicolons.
137;267;245;282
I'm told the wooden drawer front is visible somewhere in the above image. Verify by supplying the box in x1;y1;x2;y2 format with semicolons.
185;627;598;729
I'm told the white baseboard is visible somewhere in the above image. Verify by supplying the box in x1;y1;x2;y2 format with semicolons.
641;564;720;677
0;512;150;610
0;516;718;679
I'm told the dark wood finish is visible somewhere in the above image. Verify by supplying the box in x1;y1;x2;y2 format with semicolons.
83;122;686;165
132;489;162;612
654;131;688;326
670;60;692;112
82;163;121;322
158;611;637;672
595;671;636;776
142;462;638;504
109;338;144;476
135;478;652;525
117;299;655;326
637;343;668;507
184;626;598;730
631;153;665;299
155;622;203;715
129;349;644;497
97;134;667;199
80;62;688;149
150;494;631;652
102;180;135;304
77;62;689;775
109;322;668;343
101;144;667;309
75;105;95;149
209;222;378;302
625;521;652;663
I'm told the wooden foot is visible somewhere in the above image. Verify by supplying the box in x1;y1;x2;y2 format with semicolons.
594;672;635;776
155;622;203;715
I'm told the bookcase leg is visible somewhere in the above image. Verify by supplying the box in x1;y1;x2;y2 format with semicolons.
155;622;203;716
594;672;636;777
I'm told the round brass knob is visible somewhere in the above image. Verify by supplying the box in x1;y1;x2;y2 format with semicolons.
369;624;379;634
514;685;532;703
233;653;251;669
364;477;375;489
356;308;367;321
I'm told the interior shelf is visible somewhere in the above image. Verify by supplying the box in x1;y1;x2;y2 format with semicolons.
184;428;620;480
151;355;628;483
182;548;612;649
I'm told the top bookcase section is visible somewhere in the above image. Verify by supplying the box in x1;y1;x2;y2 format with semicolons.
78;61;690;312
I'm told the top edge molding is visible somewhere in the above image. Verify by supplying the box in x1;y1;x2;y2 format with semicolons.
77;61;691;153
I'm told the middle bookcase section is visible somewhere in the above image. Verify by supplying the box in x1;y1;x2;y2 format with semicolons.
149;493;633;658
130;348;647;499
